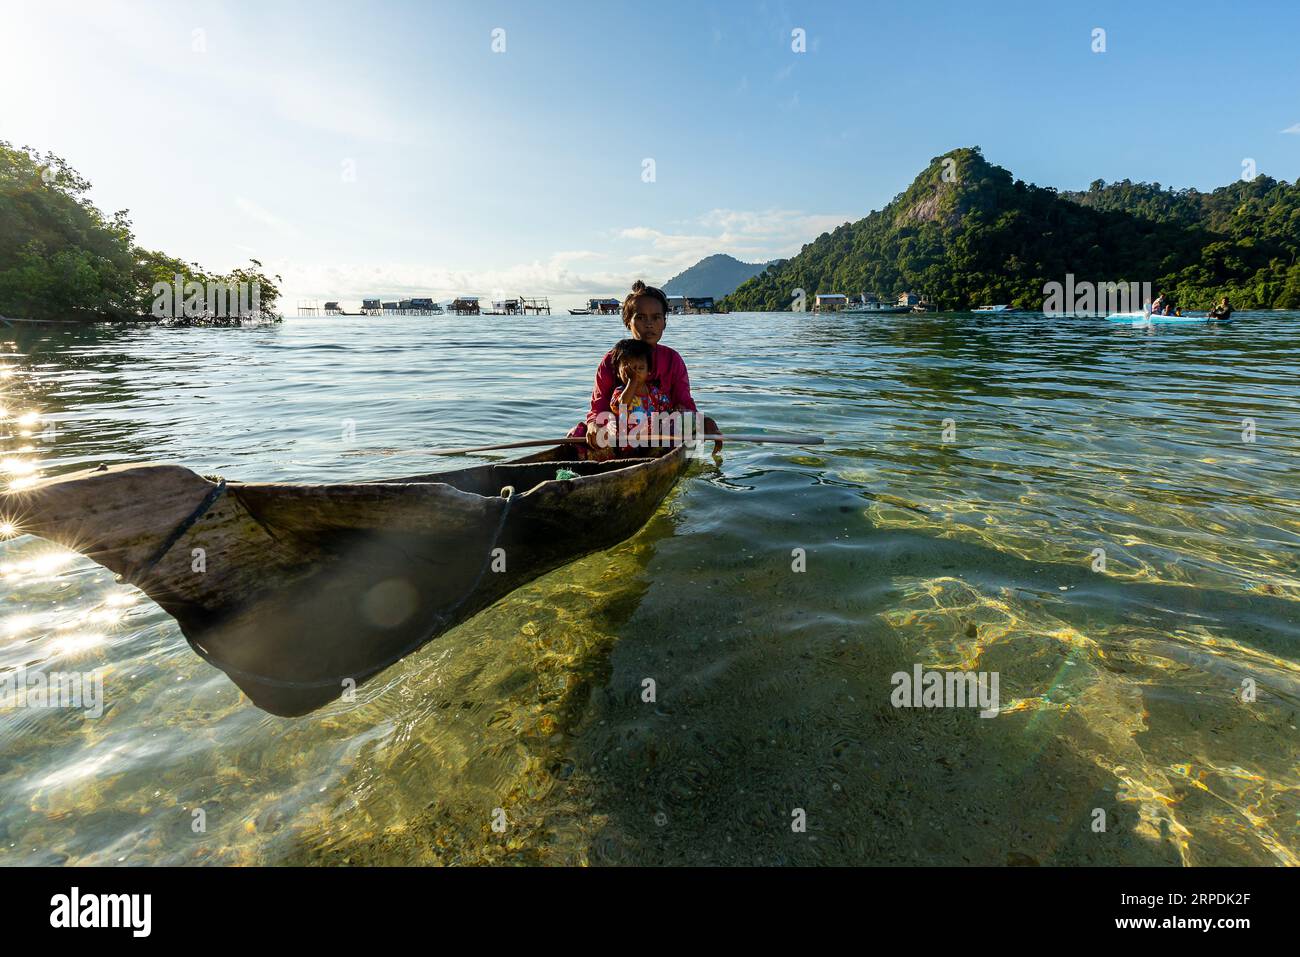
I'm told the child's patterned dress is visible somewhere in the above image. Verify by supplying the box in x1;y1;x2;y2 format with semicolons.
610;382;676;453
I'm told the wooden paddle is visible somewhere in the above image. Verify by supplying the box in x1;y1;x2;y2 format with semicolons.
346;433;824;457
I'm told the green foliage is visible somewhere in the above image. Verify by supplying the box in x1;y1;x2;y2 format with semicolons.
1064;175;1300;309
721;147;1300;312
0;140;280;321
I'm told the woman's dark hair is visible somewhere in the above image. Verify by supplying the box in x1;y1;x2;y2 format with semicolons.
621;280;669;328
611;337;653;373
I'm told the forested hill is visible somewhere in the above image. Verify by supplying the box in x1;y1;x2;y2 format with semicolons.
0;141;280;322
662;254;772;298
721;147;1300;311
1062;176;1300;248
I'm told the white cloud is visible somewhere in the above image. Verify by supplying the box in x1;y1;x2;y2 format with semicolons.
619;207;853;274
235;197;299;237
267;72;409;143
549;250;605;264
697;207;848;238
264;207;852;309
1281;123;1300;134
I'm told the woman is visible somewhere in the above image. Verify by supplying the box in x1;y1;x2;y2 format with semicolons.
571;280;720;455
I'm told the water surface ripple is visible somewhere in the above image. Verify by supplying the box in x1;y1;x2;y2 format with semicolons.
0;312;1296;865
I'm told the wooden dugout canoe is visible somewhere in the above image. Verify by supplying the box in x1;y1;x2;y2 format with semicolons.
2;445;689;716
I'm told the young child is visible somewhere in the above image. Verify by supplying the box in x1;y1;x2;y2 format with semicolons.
604;338;678;455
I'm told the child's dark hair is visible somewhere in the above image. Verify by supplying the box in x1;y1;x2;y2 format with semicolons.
611;337;653;374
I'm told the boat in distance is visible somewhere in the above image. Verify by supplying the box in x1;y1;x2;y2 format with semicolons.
842;303;910;314
1105;311;1229;325
2;445;689;716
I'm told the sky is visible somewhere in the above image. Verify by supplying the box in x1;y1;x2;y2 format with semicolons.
3;0;1299;311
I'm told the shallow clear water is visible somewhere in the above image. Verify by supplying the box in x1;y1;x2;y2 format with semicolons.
0;312;1297;865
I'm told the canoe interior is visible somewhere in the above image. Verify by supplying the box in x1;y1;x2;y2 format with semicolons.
379;444;653;493
3;445;687;715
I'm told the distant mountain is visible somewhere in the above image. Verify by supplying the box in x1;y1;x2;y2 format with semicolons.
662;254;774;299
720;146;1300;311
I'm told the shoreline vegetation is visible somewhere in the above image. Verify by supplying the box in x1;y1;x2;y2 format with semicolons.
720;147;1300;313
0;141;281;325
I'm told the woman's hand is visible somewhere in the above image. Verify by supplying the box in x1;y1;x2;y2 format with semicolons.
586;415;616;451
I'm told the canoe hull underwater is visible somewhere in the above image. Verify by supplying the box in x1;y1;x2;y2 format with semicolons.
2;445;689;715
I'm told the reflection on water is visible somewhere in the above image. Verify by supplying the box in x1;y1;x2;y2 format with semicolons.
0;313;1297;865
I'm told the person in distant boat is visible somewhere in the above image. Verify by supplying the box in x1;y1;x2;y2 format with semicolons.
1148;293;1166;316
1208;296;1234;320
570;280;720;456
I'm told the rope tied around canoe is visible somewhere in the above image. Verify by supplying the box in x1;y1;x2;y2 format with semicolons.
187;484;519;693
128;478;228;583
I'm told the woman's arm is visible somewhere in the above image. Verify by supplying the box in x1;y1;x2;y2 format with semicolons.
585;353;617;426
662;350;699;413
584;353;619;450
662;349;721;451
